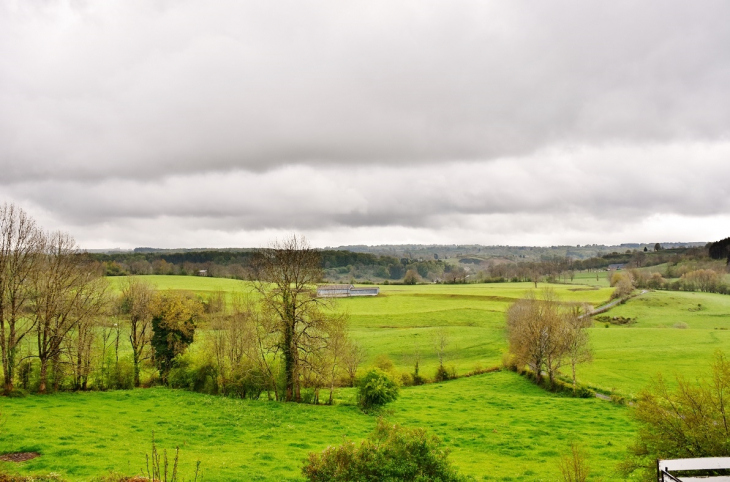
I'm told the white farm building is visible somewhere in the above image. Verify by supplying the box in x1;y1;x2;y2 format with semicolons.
317;284;380;298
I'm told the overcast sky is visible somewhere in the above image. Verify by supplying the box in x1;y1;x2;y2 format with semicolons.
1;0;729;249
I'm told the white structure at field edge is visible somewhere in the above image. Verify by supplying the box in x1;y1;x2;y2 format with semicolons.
317;284;379;298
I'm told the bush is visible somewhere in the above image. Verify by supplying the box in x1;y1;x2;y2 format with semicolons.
223;364;266;400
302;419;472;482
434;365;455;382
102;355;135;390
168;356;219;394
622;351;730;480
357;368;399;410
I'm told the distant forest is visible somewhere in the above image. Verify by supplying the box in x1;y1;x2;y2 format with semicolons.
89;241;725;284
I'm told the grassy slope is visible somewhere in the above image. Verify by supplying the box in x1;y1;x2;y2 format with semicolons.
583;290;730;395
343;283;612;377
0;371;634;481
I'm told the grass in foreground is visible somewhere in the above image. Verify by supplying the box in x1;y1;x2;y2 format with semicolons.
0;372;634;481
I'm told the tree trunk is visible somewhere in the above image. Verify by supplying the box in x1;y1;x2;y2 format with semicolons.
39;359;48;394
0;308;9;393
52;353;61;392
133;349;141;388
572;362;577;395
284;322;296;401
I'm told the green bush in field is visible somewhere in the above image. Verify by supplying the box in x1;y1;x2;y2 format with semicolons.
102;355;135;390
302;419;471;482
434;364;455;382
357;368;399;410
168;357;219;395
621;351;730;480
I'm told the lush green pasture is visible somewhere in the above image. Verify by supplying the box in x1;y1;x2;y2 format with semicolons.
583;290;730;395
107;276;730;397
569;270;611;287
342;283;612;377
0;371;634;481
8;275;730;480
112;277;614;378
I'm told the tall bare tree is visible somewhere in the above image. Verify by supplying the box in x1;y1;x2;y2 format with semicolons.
119;278;155;386
0;203;43;393
252;234;345;402
66;314;96;390
506;289;578;386
33;231;108;394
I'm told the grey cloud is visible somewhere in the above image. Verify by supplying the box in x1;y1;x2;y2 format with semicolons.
2;0;730;184
7;142;730;238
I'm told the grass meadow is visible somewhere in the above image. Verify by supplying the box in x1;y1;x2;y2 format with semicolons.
2;275;729;480
0;371;635;481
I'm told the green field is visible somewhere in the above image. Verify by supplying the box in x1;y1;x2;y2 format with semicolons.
0;371;635;481
105;276;730;394
3;275;729;480
109;277;614;379
582;290;730;395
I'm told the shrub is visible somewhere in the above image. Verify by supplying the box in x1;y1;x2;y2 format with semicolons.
223;364;266;400
610;271;635;299
102;355;135;390
168;356;219;395
302;419;472;482
558;442;590;482
434;365;455;382
357;368;399;410
372;354;396;374
621;351;730;479
501;352;518;371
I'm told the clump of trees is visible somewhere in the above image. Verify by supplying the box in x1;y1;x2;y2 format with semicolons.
709;237;730;263
609;271;635;300
302;419;471;482
0;204;109;394
621;351;730;480
629;267;729;295
1;215;362;402
505;290;592;392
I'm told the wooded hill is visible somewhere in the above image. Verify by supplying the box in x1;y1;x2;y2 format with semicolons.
88;242;721;283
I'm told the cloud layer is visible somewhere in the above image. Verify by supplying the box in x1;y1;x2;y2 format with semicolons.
1;1;729;247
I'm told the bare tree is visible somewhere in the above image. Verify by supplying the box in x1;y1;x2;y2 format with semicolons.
0;203;43;393
251;234;347;402
565;307;592;394
323;314;349;405
66;315;97;390
32;231;108;394
119;278;155;387
506;289;577;386
343;340;367;387
433;328;450;369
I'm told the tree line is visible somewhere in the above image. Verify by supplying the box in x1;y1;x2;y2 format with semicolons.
0;205;363;403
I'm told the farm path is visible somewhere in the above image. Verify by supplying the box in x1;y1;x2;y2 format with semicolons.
584;289;649;317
